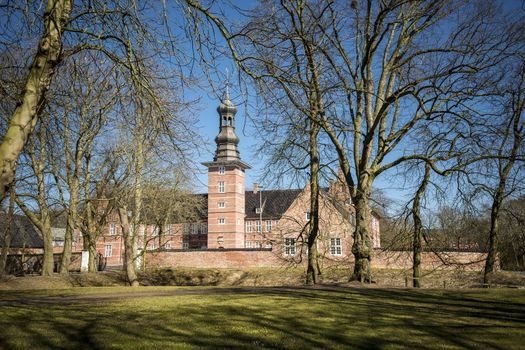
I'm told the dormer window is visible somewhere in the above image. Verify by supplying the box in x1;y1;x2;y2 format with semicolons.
218;166;225;175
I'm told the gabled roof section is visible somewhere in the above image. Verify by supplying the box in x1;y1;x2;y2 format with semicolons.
0;214;43;248
245;189;302;220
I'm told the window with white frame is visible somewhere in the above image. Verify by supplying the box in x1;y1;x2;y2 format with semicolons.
164;242;171;249
218;201;225;208
284;238;296;256
246;221;252;232
245;241;252;248
218;166;225;175
218;218;225;225
183;224;190;235
104;244;112;257
109;223;116;236
266;220;272;232
306;212;311;220
330;237;342;256
255;220;261;232
255;241;261;248
165;225;173;235
218;181;225;193
201;223;208;234
183;242;189;250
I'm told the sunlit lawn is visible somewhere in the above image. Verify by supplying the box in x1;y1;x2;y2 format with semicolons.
0;286;524;349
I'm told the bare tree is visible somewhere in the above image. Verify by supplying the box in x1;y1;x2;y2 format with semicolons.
482;61;524;284
15;118;55;276
47;53;119;274
0;0;193;202
0;0;72;201
185;0;513;282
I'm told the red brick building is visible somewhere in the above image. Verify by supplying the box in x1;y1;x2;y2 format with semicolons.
73;90;380;267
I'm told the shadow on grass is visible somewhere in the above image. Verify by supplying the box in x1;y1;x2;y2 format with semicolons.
0;287;524;349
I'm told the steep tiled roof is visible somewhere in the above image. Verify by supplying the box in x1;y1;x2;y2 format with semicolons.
245;189;302;219
0;214;43;248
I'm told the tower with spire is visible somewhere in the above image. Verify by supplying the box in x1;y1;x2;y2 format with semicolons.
202;86;251;248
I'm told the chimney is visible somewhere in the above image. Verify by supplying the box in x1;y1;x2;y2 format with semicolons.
253;182;259;194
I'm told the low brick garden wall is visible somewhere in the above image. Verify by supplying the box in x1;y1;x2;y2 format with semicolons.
146;248;488;271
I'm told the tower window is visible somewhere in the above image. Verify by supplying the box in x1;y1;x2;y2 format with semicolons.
222;117;227;126
218;218;225;225
227;117;232;126
218;201;225;208
218;181;225;193
218;166;225;175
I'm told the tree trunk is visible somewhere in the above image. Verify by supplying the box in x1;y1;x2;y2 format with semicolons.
0;0;72;201
306;119;320;285
351;184;373;283
41;215;54;276
59;215;73;274
484;188;504;285
118;207;139;286
134;137;145;271
0;187;15;276
60;181;78;274
412;164;430;288
88;239;97;272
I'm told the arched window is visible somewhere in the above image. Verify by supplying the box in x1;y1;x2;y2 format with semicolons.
227;117;233;126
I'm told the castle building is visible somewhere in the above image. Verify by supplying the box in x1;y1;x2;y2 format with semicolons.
1;91;491;274
71;90;381;268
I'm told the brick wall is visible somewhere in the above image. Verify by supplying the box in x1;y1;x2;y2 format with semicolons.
146;248;488;271
372;250;488;271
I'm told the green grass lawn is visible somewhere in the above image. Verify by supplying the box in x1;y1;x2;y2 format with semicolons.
0;286;524;349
